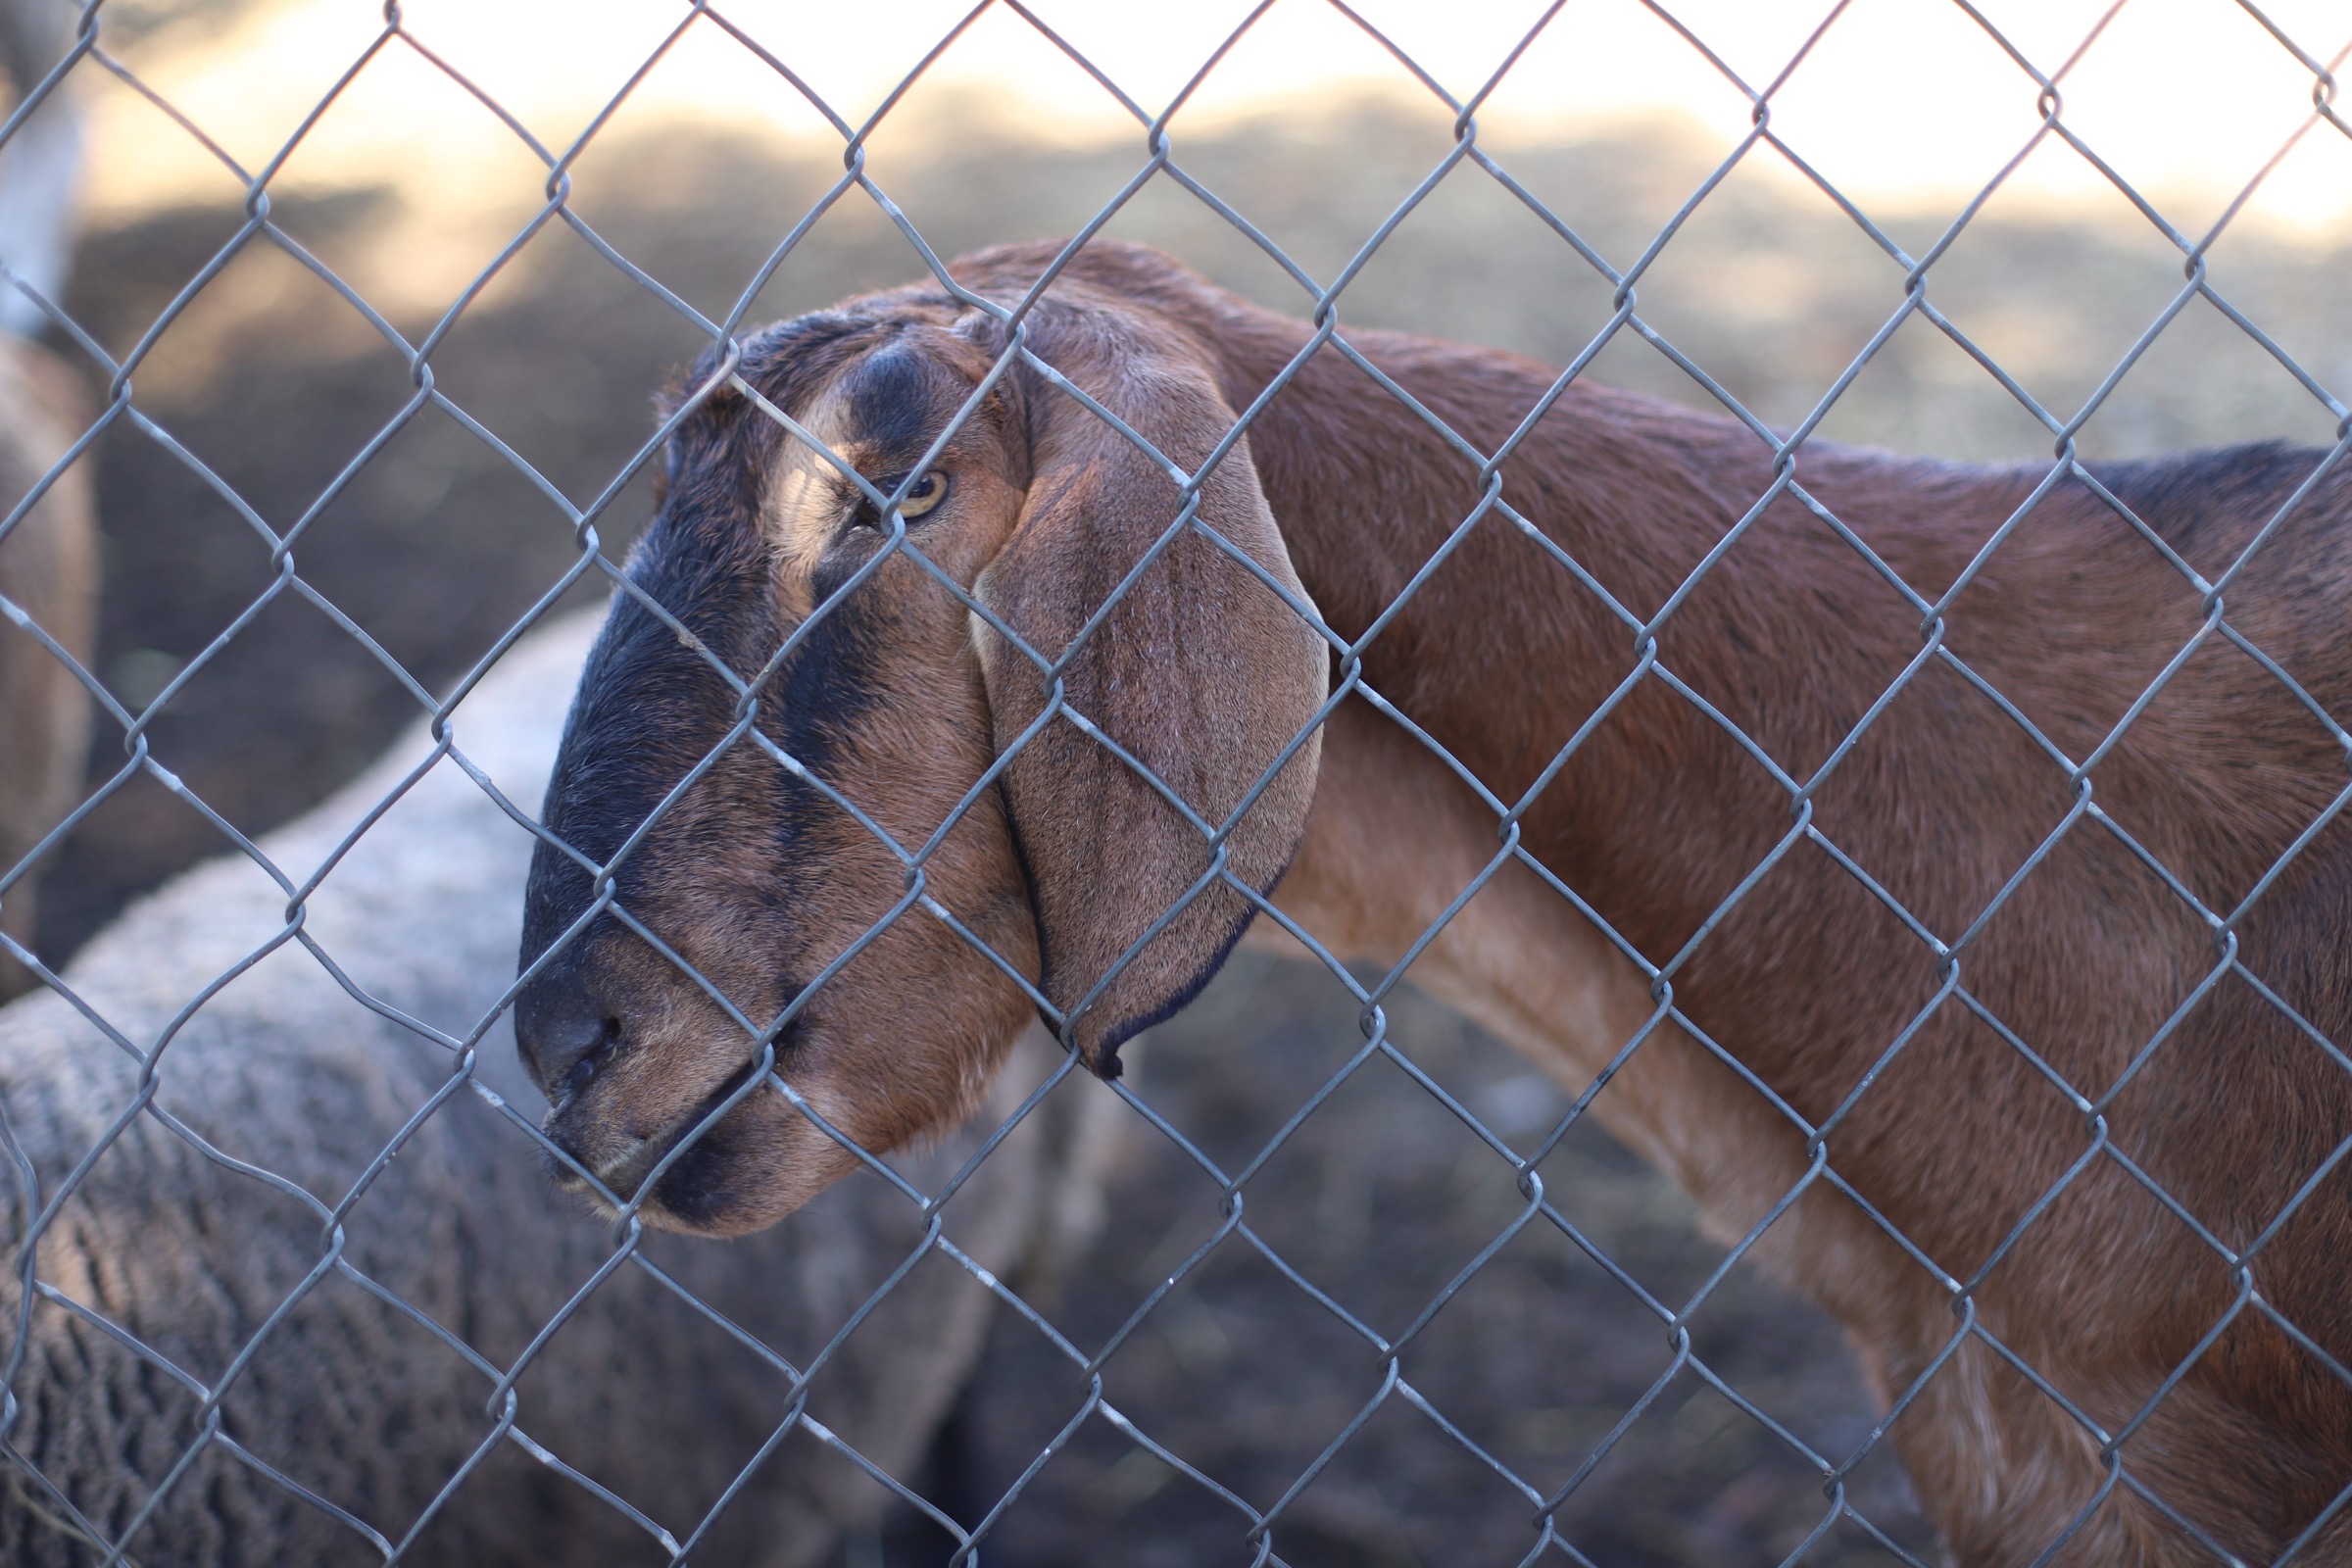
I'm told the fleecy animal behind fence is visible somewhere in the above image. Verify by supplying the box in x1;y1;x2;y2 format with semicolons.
517;236;2352;1566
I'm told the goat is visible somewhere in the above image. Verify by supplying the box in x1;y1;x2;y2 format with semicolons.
0;0;92;1004
515;236;2352;1564
1;612;1116;1565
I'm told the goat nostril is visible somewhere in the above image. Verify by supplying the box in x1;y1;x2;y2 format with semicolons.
558;1017;621;1106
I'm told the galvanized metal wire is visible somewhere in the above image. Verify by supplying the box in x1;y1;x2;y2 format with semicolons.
2;1;2351;1563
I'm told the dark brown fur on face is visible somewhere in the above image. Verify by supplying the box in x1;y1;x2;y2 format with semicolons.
517;270;1323;1236
520;238;2352;1563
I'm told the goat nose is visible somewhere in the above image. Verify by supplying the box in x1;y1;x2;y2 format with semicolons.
514;977;620;1108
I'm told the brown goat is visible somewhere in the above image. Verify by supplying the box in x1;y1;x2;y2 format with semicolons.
517;237;2352;1563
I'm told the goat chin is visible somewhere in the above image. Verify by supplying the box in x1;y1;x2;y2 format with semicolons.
0;612;1122;1567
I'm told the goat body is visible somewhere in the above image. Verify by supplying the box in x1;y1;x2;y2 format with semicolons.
519;238;2352;1564
1260;355;2352;1565
1215;256;2352;1565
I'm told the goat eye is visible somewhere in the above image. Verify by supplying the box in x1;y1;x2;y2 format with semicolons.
897;469;949;518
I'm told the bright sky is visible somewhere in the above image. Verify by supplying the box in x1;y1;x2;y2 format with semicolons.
86;0;2352;234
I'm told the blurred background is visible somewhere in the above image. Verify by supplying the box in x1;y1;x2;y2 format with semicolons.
11;0;2352;1561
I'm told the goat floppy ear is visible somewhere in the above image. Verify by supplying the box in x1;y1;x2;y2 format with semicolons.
973;300;1326;1075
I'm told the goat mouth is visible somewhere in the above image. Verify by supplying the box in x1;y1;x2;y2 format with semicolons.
544;1056;765;1205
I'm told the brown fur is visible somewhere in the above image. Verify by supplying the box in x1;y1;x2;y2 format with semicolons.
0;339;93;1001
521;239;2352;1563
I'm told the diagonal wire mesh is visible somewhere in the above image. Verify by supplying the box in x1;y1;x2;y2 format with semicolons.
0;0;2349;1564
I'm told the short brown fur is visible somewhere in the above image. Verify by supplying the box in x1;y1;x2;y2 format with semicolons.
521;239;2352;1563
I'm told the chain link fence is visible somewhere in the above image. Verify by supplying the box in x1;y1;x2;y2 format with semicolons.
4;1;2352;1564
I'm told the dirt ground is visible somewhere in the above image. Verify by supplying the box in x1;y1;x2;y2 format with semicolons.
855;953;1934;1568
20;97;2352;1564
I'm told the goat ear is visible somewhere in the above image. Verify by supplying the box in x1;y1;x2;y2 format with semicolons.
973;302;1326;1076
